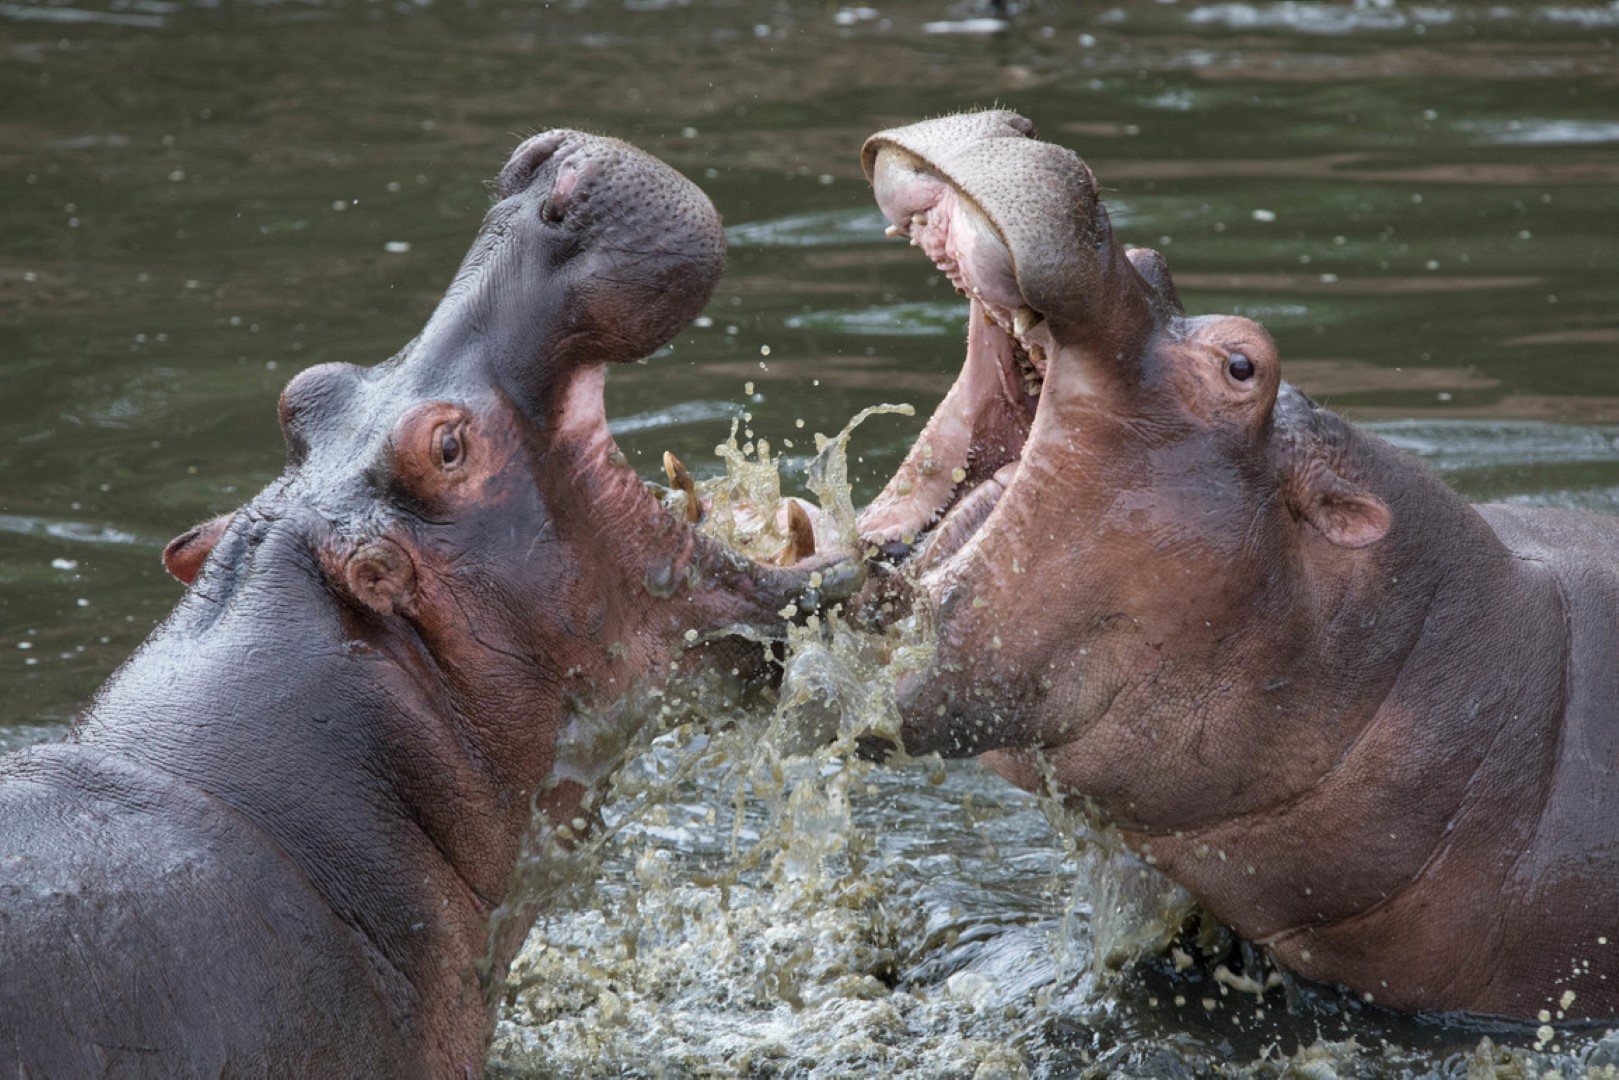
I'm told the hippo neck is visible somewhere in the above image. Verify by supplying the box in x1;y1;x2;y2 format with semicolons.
1112;421;1568;998
72;538;542;1059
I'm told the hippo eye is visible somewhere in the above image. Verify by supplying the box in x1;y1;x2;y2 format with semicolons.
1227;353;1256;382
435;424;465;470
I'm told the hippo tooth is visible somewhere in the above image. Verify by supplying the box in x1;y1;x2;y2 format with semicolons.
662;450;702;524
885;224;903;238
779;500;816;565
912;211;927;227
1013;306;1038;338
661;449;684;487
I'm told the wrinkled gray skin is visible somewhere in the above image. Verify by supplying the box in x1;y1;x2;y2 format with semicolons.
0;132;845;1077
858;111;1619;1021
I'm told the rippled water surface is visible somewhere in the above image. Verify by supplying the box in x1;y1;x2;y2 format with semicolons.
3;0;1618;1074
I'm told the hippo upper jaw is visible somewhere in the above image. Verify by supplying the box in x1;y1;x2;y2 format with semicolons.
855;148;1045;562
855;112;1165;579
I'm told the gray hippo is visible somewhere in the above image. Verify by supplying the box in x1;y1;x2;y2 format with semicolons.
856;110;1619;1022
0;132;843;1076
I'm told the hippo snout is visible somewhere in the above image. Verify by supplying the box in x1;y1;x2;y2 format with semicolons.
861;110;1153;348
411;129;726;397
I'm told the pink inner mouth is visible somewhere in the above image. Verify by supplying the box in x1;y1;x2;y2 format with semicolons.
857;150;1054;565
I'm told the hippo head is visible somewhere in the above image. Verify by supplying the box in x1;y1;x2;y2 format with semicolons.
158;131;842;824
858;113;1394;788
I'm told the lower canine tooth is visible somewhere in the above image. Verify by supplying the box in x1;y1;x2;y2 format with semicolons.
885;224;903;238
1028;342;1047;368
779;501;815;565
662;450;702;523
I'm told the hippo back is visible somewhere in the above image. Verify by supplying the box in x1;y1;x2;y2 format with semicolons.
1480;503;1619;932
0;743;414;1077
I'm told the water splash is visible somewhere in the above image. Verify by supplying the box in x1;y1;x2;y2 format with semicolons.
489;404;1619;1077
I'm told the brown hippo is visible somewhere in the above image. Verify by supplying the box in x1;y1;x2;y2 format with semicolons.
0;131;845;1076
855;110;1619;1022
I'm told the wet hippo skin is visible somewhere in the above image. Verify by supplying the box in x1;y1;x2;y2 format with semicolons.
0;132;845;1076
856;110;1619;1022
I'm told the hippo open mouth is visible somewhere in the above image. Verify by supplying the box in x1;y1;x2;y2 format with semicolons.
854;112;1154;574
857;151;1047;567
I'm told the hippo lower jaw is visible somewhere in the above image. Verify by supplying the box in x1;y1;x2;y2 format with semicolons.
554;362;853;625
856;150;1056;566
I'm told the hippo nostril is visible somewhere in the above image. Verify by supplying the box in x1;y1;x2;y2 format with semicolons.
497;131;570;198
539;157;603;225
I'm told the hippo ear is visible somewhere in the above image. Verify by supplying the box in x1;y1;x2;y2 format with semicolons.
162;512;234;584
1291;465;1390;549
1126;247;1183;316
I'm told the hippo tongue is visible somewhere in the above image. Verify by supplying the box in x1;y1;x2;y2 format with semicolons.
857;298;1035;551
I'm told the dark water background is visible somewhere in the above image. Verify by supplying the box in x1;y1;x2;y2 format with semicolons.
2;0;1617;1074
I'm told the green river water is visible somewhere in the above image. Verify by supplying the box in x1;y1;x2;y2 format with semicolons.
3;0;1618;1074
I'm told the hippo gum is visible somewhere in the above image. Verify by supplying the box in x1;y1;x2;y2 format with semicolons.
0;131;848;1076
856;110;1619;1021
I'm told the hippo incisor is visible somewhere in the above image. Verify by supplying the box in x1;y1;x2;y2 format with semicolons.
855;110;1619;1021
0;132;848;1076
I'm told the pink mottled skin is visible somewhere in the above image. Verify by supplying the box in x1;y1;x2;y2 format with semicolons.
857;110;1619;1022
